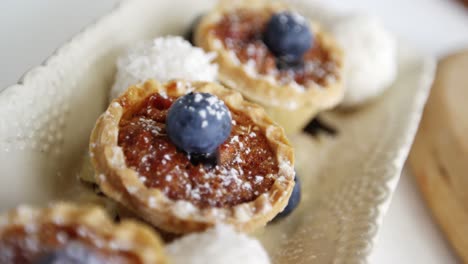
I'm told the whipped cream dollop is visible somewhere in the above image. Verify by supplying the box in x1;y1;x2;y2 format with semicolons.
110;36;218;100
166;225;270;264
330;14;397;107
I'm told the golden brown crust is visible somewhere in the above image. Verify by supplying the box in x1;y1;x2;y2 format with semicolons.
195;0;344;133
90;79;295;234
0;203;168;263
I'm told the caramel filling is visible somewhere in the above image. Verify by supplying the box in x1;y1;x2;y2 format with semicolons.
118;93;278;208
211;9;339;87
0;224;140;264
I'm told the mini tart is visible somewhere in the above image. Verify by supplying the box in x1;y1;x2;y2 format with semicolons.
0;203;167;264
195;0;344;133
90;80;295;234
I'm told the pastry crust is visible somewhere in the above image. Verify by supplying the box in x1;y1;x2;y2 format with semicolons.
90;79;295;234
0;203;168;263
195;0;344;133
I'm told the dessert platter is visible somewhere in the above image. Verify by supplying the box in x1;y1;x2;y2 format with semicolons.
0;0;435;263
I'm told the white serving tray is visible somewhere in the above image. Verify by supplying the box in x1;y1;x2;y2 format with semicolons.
0;0;435;263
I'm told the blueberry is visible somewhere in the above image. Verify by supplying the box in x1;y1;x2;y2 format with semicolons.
274;174;301;220
166;92;232;155
263;12;313;62
35;242;103;264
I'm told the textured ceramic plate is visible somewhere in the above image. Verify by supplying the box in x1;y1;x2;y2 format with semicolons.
0;0;435;263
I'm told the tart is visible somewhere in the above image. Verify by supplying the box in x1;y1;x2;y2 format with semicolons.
195;0;344;133
0;203;167;263
90;79;295;234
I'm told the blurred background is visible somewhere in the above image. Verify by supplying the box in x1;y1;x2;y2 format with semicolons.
0;1;467;263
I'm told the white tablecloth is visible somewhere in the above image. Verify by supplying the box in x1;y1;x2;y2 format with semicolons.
1;0;467;263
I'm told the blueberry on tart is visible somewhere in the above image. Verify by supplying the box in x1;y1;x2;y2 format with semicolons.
195;0;344;133
0;203;167;264
90;80;295;234
273;174;301;221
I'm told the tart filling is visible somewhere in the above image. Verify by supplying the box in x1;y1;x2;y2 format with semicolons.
0;203;167;264
211;9;339;88
90;80;295;234
118;91;278;208
0;224;137;263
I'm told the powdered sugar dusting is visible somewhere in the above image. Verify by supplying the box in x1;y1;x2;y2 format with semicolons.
148;197;157;208
118;96;280;208
173;201;197;218
255;175;264;183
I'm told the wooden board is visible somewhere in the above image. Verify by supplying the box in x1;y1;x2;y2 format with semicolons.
409;50;468;263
